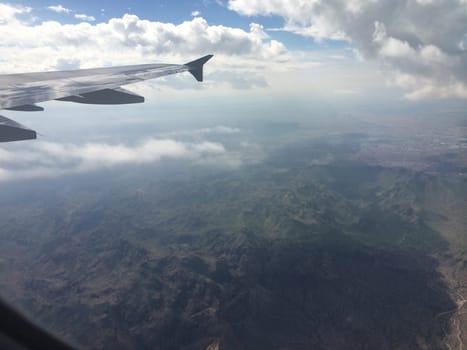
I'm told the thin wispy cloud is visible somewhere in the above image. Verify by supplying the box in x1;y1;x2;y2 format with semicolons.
47;4;72;14
162;126;241;137
47;4;95;22
74;13;96;22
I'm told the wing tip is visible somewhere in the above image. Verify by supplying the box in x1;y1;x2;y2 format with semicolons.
185;54;214;82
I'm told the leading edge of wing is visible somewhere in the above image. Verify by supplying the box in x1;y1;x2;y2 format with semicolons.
0;55;214;110
0;55;213;142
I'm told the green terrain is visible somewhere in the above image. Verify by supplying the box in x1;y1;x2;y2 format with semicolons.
0;116;465;349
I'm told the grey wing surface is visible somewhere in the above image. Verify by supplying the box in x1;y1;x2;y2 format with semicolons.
0;54;213;142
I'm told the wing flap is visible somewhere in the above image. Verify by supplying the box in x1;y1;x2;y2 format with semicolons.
57;88;144;105
5;104;44;112
0;115;36;142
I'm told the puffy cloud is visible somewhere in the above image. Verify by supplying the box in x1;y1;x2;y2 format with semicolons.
228;0;467;99
0;3;31;24
0;4;288;86
47;5;71;14
0;138;235;182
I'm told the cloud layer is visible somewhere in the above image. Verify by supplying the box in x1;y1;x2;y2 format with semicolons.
0;137;236;182
228;0;467;99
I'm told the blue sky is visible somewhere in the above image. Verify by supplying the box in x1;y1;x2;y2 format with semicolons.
12;0;346;50
0;0;466;181
1;0;466;98
18;0;277;28
2;0;463;101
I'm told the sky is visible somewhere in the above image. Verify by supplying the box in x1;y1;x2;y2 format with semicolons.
0;0;467;182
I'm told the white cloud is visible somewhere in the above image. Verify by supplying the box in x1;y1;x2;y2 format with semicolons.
162;126;241;137
378;38;416;59
191;10;201;17
0;138;236;182
0;8;288;65
201;126;240;134
0;3;31;24
47;5;71;14
74;13;96;22
228;0;467;100
0;5;289;91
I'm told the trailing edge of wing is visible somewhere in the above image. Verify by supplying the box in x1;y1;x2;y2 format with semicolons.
185;55;213;82
57;88;144;105
0;115;36;142
5;104;44;112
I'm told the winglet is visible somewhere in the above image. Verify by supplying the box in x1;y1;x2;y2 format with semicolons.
185;55;213;82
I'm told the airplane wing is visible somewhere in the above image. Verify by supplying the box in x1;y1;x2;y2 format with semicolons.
0;54;213;142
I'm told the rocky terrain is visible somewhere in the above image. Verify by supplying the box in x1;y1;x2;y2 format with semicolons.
0;118;465;349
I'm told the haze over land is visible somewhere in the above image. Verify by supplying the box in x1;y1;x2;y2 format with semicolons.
0;99;466;349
